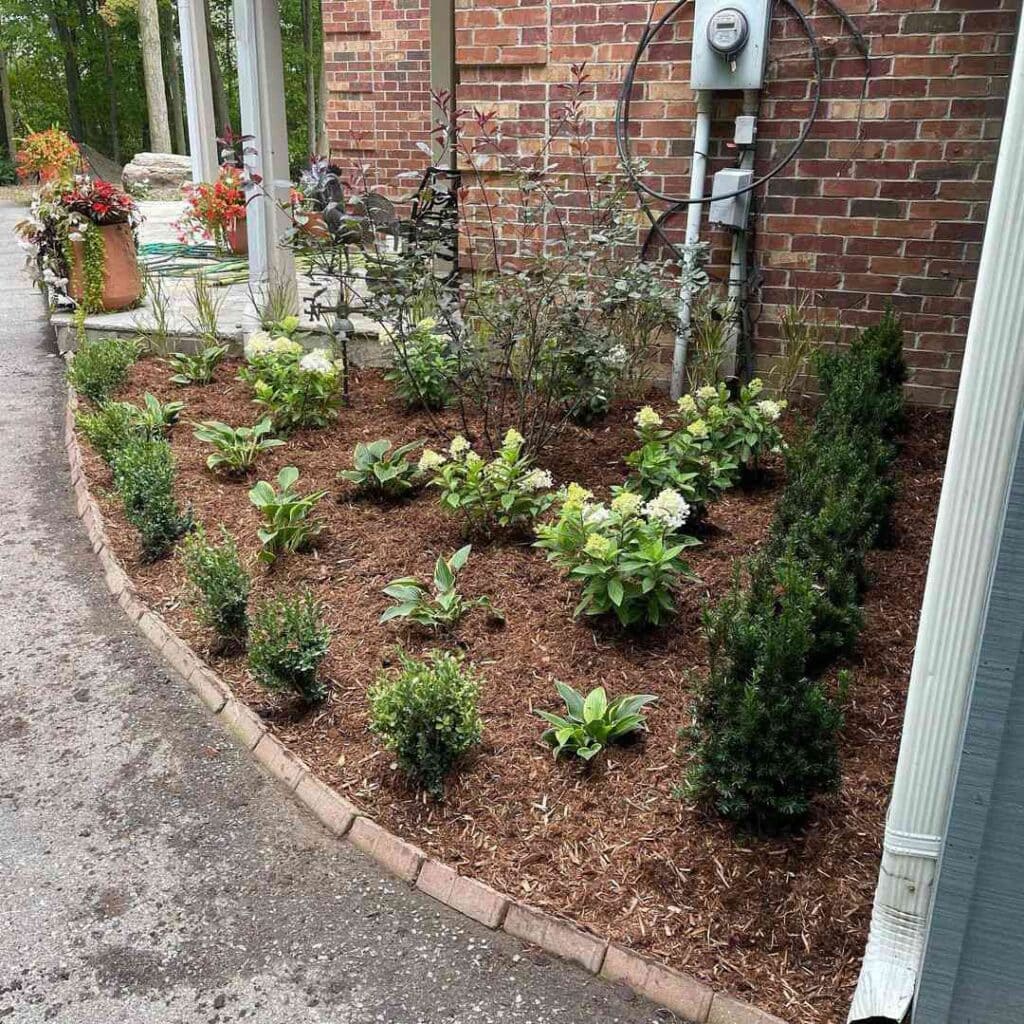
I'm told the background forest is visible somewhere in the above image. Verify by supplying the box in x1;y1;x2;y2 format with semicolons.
0;0;325;183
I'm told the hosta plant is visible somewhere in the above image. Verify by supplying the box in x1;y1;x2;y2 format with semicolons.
248;590;331;702
369;648;483;796
422;429;555;536
193;418;285;475
339;438;424;499
248;466;327;564
134;392;185;433
535;484;699;628
78;393;182;464
380;545;502;629
167;343;228;386
537;682;657;761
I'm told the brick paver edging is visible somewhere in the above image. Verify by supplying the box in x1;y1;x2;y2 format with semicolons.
64;383;787;1024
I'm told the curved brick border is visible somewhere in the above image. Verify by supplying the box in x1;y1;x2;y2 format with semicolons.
64;383;786;1024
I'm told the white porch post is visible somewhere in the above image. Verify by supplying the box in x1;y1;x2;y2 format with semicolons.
177;0;219;182
233;0;296;296
849;23;1024;1024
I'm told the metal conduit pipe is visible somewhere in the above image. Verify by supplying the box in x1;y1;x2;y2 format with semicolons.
671;89;714;401
848;26;1024;1023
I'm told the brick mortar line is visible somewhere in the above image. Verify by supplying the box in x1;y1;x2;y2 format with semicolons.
62;381;786;1024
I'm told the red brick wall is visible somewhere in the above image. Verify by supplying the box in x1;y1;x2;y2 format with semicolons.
323;0;1019;406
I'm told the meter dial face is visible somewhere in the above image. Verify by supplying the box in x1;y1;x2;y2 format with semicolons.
707;7;750;57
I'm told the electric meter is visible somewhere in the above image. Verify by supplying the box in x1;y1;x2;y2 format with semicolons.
707;8;749;61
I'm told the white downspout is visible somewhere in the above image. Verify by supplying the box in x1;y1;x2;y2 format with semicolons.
849;24;1024;1023
671;89;713;400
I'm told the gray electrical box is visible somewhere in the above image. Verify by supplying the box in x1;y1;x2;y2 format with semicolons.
691;0;771;91
708;168;754;229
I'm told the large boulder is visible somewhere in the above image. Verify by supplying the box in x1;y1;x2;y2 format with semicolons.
122;151;192;191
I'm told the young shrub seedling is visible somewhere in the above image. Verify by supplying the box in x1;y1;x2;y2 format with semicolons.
67;336;141;405
248;590;331;702
181;525;251;647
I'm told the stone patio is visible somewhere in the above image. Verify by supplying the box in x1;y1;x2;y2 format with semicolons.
51;200;382;364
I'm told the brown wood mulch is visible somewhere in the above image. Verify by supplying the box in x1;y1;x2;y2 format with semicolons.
77;357;951;1024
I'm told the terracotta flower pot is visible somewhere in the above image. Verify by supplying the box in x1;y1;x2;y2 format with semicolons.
225;217;248;256
68;222;143;313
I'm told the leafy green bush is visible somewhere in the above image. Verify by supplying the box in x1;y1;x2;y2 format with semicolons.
369;648;483;795
384;317;458;410
239;337;343;433
248;590;331;702
78;393;182;465
684;556;844;829
339;438;424;499
380;545;501;629
193;418;285;475
537;682;656;761
167;343;228;386
422;429;555;536
67;336;141;405
248;466;327;564
112;437;192;561
181;525;250;645
535;485;699;628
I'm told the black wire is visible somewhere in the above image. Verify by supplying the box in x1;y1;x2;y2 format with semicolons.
615;0;823;209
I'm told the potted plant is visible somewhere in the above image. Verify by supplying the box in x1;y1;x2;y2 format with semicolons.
174;163;250;254
16;174;143;313
289;156;345;242
15;127;81;184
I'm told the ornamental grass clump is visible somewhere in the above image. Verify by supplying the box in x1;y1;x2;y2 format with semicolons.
248;590;331;703
684;556;845;830
369;648;483;796
421;428;555;536
535;484;699;628
181;525;250;647
112;437;192;561
67;336;140;405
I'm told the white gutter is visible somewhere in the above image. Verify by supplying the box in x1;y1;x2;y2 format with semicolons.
671;89;713;400
849;23;1024;1023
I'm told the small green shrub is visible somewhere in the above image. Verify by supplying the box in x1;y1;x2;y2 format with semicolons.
535;485;699;628
384;317;458;410
112;437;192;561
67;336;141;404
181;525;250;645
248;590;331;702
248;466;327;564
78;401;142;464
684;556;844;829
423;429;555;536
167;343;228;386
339;438;424;498
380;545;501;629
369;648;483;795
193;418;285;475
537;682;657;761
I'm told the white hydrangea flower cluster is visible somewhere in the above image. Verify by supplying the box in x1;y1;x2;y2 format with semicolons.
244;331;303;362
604;344;628;369
449;434;471;458
642;488;691;531
299;347;338;376
610;491;644;517
755;399;783;422
634;405;663;430
417;448;447;473
696;385;719;401
521;468;554;492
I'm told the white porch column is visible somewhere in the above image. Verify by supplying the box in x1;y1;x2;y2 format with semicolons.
177;0;219;182
233;0;296;295
849;23;1024;1024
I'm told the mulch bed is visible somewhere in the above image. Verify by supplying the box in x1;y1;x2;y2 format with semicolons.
77;356;951;1024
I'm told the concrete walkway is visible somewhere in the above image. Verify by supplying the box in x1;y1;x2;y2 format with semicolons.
0;201;659;1023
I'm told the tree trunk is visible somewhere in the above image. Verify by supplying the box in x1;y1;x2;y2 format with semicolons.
48;10;86;143
99;21;121;164
138;0;172;152
160;1;187;154
0;49;15;162
204;0;231;136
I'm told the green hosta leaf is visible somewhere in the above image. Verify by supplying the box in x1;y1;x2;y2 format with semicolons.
582;687;608;724
554;681;585;720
